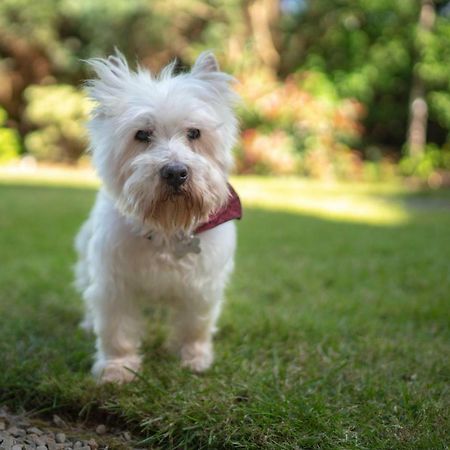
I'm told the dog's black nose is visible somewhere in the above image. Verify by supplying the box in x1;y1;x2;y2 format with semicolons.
160;163;189;188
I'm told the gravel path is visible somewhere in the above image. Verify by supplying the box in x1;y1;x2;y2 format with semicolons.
0;407;139;450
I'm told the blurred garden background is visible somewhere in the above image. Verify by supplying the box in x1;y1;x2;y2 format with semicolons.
1;1;450;449
1;0;450;183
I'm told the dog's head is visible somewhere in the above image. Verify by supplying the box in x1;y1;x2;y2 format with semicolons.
85;50;238;232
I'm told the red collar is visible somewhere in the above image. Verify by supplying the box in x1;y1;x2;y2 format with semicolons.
195;184;242;234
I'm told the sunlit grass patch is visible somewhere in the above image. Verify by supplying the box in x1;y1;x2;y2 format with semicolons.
233;176;414;225
0;166;415;225
0;164;99;188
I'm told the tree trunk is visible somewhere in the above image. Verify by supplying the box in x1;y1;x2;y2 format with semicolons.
246;0;281;73
406;0;436;157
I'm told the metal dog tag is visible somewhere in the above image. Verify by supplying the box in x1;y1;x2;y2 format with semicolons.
173;234;201;259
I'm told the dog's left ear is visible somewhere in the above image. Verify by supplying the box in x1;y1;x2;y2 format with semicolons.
190;51;236;96
191;51;238;106
191;51;220;75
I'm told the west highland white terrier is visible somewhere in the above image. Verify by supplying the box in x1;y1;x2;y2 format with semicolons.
74;51;241;383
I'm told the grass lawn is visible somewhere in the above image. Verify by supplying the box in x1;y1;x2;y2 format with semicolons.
0;173;449;449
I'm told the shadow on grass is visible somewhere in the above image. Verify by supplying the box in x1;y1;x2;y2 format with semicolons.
0;181;449;448
374;186;450;212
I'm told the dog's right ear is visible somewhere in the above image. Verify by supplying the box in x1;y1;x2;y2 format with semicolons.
84;49;130;114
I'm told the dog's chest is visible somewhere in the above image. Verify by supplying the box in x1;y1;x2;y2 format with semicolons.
127;233;203;299
147;231;201;259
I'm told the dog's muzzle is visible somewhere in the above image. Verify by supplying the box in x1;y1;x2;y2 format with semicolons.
160;163;189;189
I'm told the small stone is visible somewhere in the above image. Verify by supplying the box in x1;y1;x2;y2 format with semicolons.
36;446;48;450
52;415;66;428
122;431;132;441
55;433;66;444
27;427;43;435
26;435;45;446
78;447;90;450
73;442;82;449
16;419;30;428
12;445;23;450
87;438;98;449
95;424;106;435
1;436;15;448
8;426;26;437
0;420;5;431
46;440;57;450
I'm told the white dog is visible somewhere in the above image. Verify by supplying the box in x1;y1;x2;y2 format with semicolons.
74;51;241;383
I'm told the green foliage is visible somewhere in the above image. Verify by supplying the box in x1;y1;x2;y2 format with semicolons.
400;144;450;179
1;0;450;175
417;14;450;144
24;85;91;162
0;108;20;164
282;0;450;152
429;91;450;131
0;0;240;79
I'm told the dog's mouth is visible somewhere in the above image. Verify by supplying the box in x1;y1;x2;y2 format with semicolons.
140;181;209;232
169;186;185;196
121;169;228;232
162;184;190;200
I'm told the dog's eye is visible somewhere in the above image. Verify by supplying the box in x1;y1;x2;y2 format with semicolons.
135;130;153;142
187;128;201;140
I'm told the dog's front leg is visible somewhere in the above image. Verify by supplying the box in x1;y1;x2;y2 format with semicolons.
169;290;223;372
87;284;143;384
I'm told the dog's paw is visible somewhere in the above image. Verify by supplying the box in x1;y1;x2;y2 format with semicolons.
180;341;213;372
92;356;142;384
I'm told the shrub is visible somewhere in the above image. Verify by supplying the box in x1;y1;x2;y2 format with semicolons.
237;129;299;175
399;144;450;184
235;70;365;179
24;85;91;163
0;108;20;164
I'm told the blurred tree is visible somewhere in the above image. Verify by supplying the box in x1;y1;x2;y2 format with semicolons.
407;0;435;157
0;0;271;130
0;1;251;116
280;0;450;156
245;0;281;72
0;0;167;130
0;0;449;174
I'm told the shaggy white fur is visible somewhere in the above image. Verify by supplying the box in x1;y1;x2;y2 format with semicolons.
74;50;239;383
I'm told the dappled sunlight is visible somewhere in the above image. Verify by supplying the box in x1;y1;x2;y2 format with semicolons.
232;176;411;226
0;164;99;189
0;167;413;226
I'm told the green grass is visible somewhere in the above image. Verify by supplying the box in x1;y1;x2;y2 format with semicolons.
0;175;449;449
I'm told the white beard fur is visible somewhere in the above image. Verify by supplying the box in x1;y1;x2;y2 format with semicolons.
74;50;239;383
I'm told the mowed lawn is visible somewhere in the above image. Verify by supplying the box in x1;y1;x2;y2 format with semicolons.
0;174;449;449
